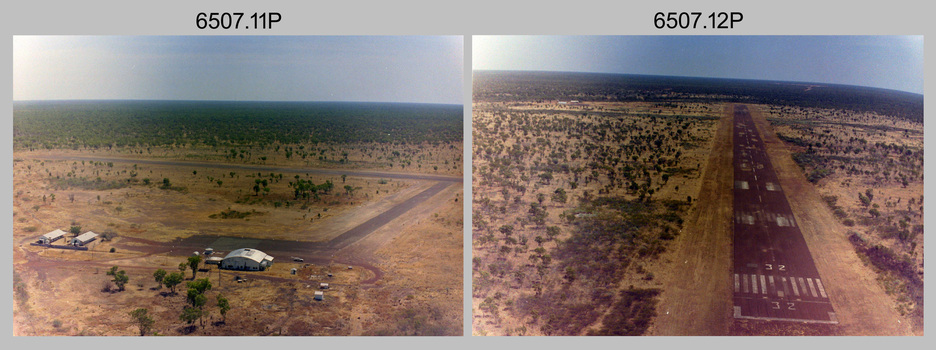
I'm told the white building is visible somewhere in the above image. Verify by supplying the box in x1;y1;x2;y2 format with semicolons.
220;248;274;271
70;231;98;246
38;229;68;244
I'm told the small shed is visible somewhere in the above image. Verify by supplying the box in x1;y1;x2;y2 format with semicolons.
319;283;329;289
204;247;214;255
205;256;223;265
70;231;99;246
314;291;324;301
38;229;68;244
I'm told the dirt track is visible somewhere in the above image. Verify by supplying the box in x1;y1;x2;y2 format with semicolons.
745;105;914;335
650;105;734;336
18;154;462;287
650;104;914;336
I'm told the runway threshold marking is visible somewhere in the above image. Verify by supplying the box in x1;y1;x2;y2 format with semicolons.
730;105;837;324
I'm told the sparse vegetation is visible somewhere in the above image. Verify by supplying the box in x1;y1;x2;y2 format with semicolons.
473;72;716;335
770;102;923;329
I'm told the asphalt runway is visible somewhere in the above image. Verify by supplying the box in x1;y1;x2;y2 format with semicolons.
161;180;456;261
731;105;837;324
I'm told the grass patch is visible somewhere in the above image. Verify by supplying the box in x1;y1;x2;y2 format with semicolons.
50;177;128;191
208;209;264;219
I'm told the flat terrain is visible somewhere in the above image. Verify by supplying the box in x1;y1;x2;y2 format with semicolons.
730;105;835;324
13;150;463;336
655;104;918;336
471;71;923;336
472;98;720;336
13;101;464;336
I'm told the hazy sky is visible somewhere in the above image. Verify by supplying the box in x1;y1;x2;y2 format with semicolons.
13;36;464;104
474;36;924;95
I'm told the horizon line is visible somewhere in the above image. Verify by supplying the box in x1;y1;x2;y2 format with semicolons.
473;69;924;96
12;98;464;106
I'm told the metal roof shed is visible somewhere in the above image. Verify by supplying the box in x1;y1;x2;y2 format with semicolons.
70;231;99;246
38;229;68;244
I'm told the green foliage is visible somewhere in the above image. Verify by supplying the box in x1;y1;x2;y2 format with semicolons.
552;188;567;203
473;71;922;122
13;101;463;150
106;266;129;292
216;294;231;322
162;272;184;294
179;306;203;325
153;269;167;288
187;255;203;279
128;308;155;336
208;209;261;219
50;177;128;191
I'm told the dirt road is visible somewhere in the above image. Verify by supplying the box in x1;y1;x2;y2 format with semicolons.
651;104;914;336
650;105;734;336
23;153;461;287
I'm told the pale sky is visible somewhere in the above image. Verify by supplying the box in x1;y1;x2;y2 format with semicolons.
474;36;924;95
13;36;464;104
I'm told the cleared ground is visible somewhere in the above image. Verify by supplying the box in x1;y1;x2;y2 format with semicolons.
652;104;917;335
13;149;463;336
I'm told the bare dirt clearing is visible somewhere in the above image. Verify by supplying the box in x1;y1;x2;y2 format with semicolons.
13;148;463;336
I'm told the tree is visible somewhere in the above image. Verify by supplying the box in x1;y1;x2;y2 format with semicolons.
106;266;129;291
552;188;567;203
499;225;514;238
344;185;354;197
187;278;212;296
163;272;184;294
216;294;231;323
187;255;203;279
153;269;167;289
187;288;208;308
69;225;82;235
179;306;203;328
185;278;213;327
129;308;155;336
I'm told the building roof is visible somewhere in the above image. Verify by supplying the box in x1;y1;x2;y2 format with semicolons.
73;231;98;242
223;248;274;264
41;229;68;239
